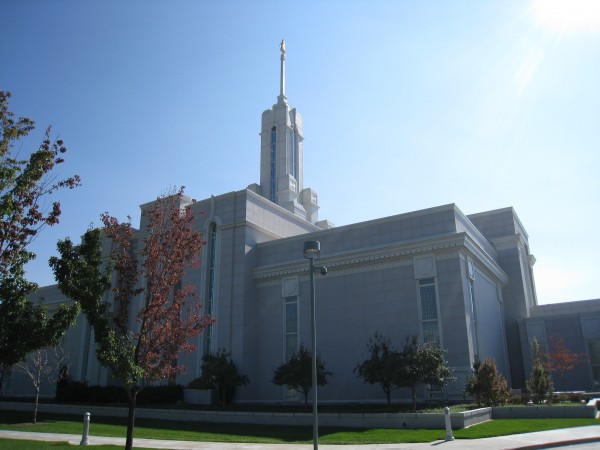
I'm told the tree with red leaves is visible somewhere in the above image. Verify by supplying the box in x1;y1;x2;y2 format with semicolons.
51;187;213;450
544;335;585;392
0;91;80;372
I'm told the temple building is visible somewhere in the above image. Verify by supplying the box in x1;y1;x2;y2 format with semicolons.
6;42;600;403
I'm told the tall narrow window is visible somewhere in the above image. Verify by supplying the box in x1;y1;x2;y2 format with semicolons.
285;297;298;361
204;222;217;353
292;127;298;180
468;266;479;358
588;340;600;388
419;278;440;345
270;127;277;202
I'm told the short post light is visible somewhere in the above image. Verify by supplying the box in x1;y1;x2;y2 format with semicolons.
80;412;90;446
444;407;454;441
303;240;325;450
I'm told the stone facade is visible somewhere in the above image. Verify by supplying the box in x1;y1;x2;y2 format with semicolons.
5;44;599;404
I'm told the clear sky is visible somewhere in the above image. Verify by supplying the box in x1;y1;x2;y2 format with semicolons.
1;0;599;304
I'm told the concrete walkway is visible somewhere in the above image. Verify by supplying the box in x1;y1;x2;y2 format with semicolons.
1;426;600;450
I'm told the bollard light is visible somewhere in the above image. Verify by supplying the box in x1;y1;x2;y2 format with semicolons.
80;412;90;446
444;407;454;441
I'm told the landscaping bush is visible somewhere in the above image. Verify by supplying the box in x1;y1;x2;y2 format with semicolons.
464;357;510;406
138;385;183;404
507;394;524;405
187;377;213;390
55;378;182;404
197;349;249;406
56;379;89;403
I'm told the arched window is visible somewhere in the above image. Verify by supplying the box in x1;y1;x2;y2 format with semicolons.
270;127;277;202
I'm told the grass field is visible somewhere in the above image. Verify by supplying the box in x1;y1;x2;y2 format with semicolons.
0;410;598;445
0;440;150;450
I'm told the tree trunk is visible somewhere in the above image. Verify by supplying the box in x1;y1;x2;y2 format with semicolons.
384;386;391;405
33;387;40;424
411;386;417;413
125;388;137;450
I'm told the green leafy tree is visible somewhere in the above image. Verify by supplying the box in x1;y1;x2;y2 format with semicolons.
0;91;80;370
465;357;510;406
354;332;402;405
396;336;455;412
50;188;212;450
196;349;249;406
272;345;332;405
527;338;553;404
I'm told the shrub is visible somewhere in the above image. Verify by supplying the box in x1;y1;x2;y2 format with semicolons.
272;345;331;406
197;349;249;406
464;357;510;406
138;385;183;404
507;394;523;405
187;377;213;390
527;360;553;403
55;378;182;404
527;340;554;404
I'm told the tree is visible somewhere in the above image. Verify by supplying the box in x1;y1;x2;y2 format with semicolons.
396;336;454;412
15;347;66;423
0;91;80;369
464;357;510;406
354;333;402;405
544;335;585;392
0;364;10;398
527;338;553;404
195;349;249;406
272;345;332;406
50;188;212;450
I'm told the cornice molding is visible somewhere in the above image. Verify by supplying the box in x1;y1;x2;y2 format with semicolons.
489;233;526;251
253;232;509;287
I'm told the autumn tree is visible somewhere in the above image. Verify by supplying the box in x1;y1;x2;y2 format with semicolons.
354;333;402;405
544;335;585;392
396;336;454;412
0;91;80;369
50;188;212;450
194;349;249;406
272;345;332;406
15;347;66;423
527;338;553;404
464;357;510;406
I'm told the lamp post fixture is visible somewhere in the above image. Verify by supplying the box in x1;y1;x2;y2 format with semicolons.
303;240;326;450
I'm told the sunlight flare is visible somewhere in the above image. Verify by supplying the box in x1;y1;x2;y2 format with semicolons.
531;0;600;33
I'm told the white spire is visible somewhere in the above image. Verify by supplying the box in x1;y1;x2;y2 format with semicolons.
279;39;286;102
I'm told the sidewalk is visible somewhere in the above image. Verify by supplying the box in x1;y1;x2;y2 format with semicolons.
1;426;600;450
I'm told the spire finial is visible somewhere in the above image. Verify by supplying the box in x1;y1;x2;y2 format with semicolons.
279;39;286;101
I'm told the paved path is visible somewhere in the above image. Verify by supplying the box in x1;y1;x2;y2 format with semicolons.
1;426;600;449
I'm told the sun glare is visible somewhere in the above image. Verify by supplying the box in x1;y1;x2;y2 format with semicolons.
531;0;600;33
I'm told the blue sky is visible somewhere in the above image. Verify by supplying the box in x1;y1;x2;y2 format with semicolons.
1;0;599;304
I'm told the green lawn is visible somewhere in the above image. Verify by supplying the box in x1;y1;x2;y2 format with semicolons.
0;439;156;450
0;410;598;444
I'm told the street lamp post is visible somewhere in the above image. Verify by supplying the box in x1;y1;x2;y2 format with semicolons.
303;240;324;450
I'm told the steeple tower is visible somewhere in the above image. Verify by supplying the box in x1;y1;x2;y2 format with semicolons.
258;40;320;224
